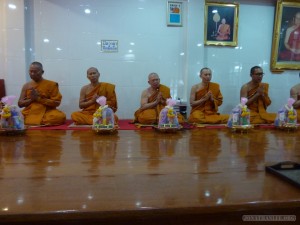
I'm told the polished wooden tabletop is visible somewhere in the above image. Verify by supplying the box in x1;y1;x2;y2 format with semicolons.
0;128;299;224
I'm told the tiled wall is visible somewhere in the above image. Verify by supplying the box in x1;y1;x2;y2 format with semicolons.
1;0;299;119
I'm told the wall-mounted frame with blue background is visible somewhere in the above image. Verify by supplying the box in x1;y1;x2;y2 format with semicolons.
167;1;182;27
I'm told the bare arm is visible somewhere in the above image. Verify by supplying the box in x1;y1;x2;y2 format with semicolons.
18;82;61;108
139;89;162;110
78;86;98;109
240;84;259;106
189;85;212;107
18;83;34;108
240;83;271;107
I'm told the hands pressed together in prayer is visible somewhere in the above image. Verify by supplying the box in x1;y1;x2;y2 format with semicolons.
156;92;165;104
256;85;265;97
92;94;100;103
29;87;40;101
18;87;41;107
203;91;214;102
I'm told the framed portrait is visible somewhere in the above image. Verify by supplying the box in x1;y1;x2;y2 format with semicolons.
204;2;239;47
271;0;300;71
167;1;183;27
101;40;118;52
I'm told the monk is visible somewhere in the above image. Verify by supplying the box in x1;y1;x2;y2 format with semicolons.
216;18;230;41
240;66;276;124
188;67;228;124
290;83;300;123
71;67;118;125
134;72;184;124
279;12;300;61
18;61;66;126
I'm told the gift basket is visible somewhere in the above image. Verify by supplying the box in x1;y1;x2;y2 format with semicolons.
156;98;181;132
0;95;25;135
274;98;297;131
92;96;118;134
227;97;253;132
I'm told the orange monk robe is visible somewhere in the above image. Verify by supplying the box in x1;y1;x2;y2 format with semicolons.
279;26;300;61
21;79;66;125
71;82;118;125
188;82;228;124
295;108;300;123
216;24;230;41
247;83;276;124
134;84;184;124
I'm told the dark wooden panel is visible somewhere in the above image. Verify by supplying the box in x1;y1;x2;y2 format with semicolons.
0;79;5;98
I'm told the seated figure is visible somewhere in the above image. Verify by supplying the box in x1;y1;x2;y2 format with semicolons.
18;62;66;126
240;66;276;124
188;67;228;124
158;98;180;128
278;12;300;61
216;18;230;41
71;67;118;125
134;72;184;124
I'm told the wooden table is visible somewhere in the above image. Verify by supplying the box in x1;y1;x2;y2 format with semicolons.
0;128;299;224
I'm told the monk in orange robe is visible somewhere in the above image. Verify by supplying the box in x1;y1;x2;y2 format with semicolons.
71;67;118;125
18;62;66;126
134;72;184;124
279;12;300;61
216;18;230;41
240;66;276;124
290;83;300;123
188;68;228;124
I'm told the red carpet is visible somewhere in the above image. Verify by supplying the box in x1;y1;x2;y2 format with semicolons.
27;120;75;130
26;120;277;131
27;120;152;130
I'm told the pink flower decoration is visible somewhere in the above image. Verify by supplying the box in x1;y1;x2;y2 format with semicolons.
166;98;177;107
96;96;107;106
240;97;248;106
1;95;16;105
287;98;295;107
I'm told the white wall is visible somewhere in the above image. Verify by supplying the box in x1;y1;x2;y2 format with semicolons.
0;0;27;96
1;0;299;119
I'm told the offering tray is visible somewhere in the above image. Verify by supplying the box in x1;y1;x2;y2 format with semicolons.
276;123;298;131
229;124;253;133
154;124;182;133
92;124;118;134
0;128;26;136
265;161;300;188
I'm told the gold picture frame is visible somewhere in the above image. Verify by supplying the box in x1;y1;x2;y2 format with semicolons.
204;2;239;47
271;0;300;71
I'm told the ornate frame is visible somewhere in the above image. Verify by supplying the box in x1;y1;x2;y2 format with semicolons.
204;2;239;47
271;0;300;71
